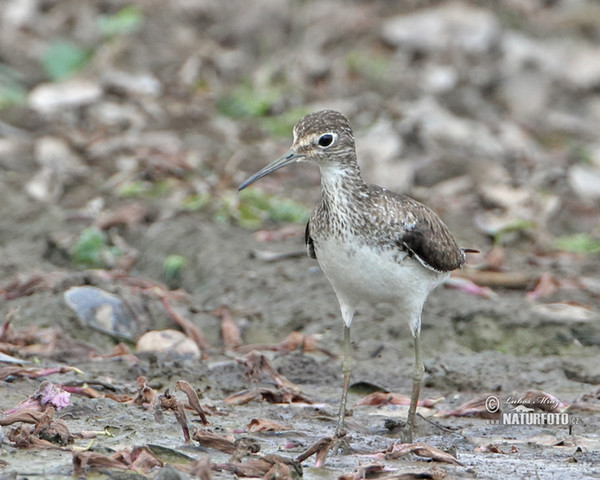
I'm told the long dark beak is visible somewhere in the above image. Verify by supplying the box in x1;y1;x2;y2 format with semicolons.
238;151;301;191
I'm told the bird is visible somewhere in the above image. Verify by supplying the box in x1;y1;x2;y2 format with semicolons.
238;110;470;443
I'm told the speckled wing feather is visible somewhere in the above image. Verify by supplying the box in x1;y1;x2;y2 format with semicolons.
376;189;465;273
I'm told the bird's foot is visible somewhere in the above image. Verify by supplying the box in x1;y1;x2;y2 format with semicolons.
332;429;352;455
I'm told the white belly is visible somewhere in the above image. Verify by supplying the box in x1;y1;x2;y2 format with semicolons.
314;236;448;328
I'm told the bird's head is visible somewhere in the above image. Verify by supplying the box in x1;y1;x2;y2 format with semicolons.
238;110;356;191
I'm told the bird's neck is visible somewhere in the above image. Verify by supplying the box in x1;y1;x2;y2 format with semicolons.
318;161;367;210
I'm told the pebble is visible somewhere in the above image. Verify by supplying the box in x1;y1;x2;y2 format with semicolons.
25;136;88;202
136;329;201;359
381;3;500;54
64;286;139;341
568;164;600;201
28;79;103;114
101;70;162;97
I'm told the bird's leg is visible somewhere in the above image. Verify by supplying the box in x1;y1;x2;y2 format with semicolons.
335;325;353;437
401;330;423;443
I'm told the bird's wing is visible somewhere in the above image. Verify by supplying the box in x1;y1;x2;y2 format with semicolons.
375;190;465;273
305;221;316;259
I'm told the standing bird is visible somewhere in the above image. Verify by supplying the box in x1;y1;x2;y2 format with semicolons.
238;110;468;443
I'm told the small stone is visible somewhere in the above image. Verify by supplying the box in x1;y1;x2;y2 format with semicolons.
568;164;600;201
25;136;87;202
28;79;103;114
566;47;600;90
382;3;500;54
64;286;138;341
101;70;162;97
136;330;201;359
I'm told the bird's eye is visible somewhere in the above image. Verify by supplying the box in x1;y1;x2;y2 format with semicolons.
318;133;335;148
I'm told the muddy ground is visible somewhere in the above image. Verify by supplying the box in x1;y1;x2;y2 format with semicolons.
1;1;600;479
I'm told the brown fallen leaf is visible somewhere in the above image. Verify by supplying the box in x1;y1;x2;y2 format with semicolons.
527;272;560;301
0;274;48;300
0;366;81;382
296;436;334;467
355;392;440;408
239;350;298;390
224;387;312;406
192;429;237;454
216;459;273;478
0;408;46;426
474;443;518;454
73;451;129;475
211;306;243;351
8;424;65;450
113;445;163;473
512;391;567;413
445;277;497;298
175;380;210;425
236;331;336;358
247;418;292;433
438;394;500;419
338;463;386;480
37;417;73;446
157;388;191;443
187;456;212;480
385;442;463;466
96;202;149;230
130;376;158;408
160;296;211;352
215;454;300;479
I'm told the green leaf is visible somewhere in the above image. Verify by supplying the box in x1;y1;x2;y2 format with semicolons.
182;194;211;211
71;227;108;268
555;233;600;254
163;254;186;288
98;5;143;37
217;82;281;119
42;41;92;80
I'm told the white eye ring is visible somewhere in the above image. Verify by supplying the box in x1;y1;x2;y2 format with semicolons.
317;132;337;148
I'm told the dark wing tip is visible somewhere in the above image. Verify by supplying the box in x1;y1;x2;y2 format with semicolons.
305;221;316;259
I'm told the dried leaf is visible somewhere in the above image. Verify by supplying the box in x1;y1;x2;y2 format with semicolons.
158;388;191;443
175;380;210;425
236;331;335;357
438;394;500;419
192;429;237;454
385;442;463;466
0;365;80;381
513;391;567;413
527;272;560;301
73;451;128;475
160;296;211;351
445;276;497;299
296;436;334;466
224;387;312;406
247;418;291;432
0;408;45;426
239;350;297;390
355;392;440;408
130;376;158;408
212;306;242;350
